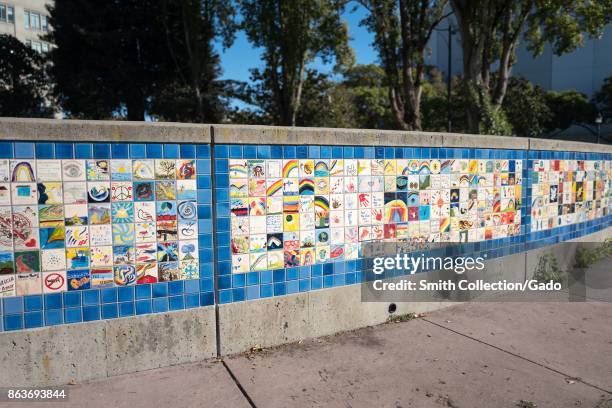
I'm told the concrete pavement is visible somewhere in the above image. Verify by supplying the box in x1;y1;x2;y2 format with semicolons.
2;299;610;408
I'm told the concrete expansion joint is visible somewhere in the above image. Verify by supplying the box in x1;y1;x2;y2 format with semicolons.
421;318;612;395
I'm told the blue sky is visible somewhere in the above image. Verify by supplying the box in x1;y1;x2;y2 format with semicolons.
217;4;377;84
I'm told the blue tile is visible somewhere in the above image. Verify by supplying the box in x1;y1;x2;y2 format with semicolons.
152;297;168;313
296;146;308;158
200;292;214;306
4;315;23;331
24;311;43;328
185;293;200;307
101;287;117;303
24;295;42;312
164;144;179;158
63;292;81;308
82;289;100;306
55;143;73;159
119;301;135;317
111;143;129;158
168;281;184;296
93;143;110;159
308;146;320;158
130;144;146;158
257;145;271;159
64;307;82;323
75;143;92;159
44;293;62;310
214;145;229;157
69;307;92;325
102;303;118;319
152;282;168;298
14;142;34;158
229;145;243;158
45;309;63;325
146;144;163;158
243;145;256;158
118;286;134;302
136;300;152;315
283;146;296;158
0;142;13;158
232;288;245;301
180;144;196;158
36;143;54;158
169;295;185;311
136;284;151;300
246;285;259;300
260;284;273;298
196;145;210;158
184;279;199;293
3;297;23;314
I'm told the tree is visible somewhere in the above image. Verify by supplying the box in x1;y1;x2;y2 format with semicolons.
594;75;612;121
47;0;167;120
359;0;449;130
239;0;354;126
418;67;467;132
149;0;237;123
296;64;396;129
450;0;612;134
545;90;597;133
0;35;54;117
502;77;551;137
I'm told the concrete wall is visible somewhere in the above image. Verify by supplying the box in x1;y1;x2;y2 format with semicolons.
0;118;609;386
0;306;216;386
217;227;611;356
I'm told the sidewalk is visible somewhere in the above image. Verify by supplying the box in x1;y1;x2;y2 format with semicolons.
3;298;610;408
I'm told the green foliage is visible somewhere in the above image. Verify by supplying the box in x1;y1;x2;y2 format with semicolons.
358;0;449;130
533;252;565;287
574;241;612;269
47;0;167;120
502;77;552;137
331;64;396;129
545;90;598;132
47;0;234;122
148;0;237;123
594;75;612;120
239;0;353;126
0;35;54;117
449;0;612;134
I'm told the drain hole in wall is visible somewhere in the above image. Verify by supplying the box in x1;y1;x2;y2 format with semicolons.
388;303;397;314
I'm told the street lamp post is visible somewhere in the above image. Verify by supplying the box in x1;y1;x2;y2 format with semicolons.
446;25;453;133
595;112;603;144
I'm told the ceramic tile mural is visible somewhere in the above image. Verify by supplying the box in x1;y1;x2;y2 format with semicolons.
228;158;524;273
0;157;199;298
0;138;610;332
530;159;611;232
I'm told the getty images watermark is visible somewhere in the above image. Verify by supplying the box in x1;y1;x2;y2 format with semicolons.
370;253;562;292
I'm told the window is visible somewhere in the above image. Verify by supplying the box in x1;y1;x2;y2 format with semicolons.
30;40;42;53
0;3;15;23
24;10;47;31
26;39;50;53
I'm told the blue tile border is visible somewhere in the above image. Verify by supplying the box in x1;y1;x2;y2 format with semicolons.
0;140;609;332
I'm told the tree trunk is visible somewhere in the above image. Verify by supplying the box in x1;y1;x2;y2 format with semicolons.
126;91;145;121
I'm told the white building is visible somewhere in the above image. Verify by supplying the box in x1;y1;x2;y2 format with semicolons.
0;0;52;52
428;20;612;99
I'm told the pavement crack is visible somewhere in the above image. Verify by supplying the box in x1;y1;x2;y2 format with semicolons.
221;359;258;408
422;317;612;395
